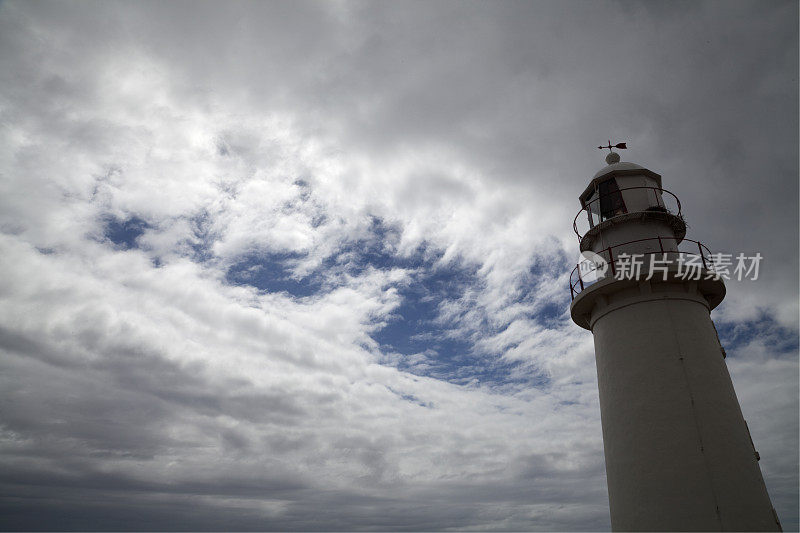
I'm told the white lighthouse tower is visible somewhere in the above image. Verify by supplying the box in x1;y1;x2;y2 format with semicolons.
569;147;781;531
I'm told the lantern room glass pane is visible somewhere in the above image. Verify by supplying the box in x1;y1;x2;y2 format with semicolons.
599;178;627;221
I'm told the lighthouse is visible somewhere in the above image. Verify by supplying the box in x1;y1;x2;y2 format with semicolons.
569;148;781;531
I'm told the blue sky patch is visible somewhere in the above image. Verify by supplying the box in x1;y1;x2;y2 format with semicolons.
103;215;149;249
372;262;479;353
225;251;322;298
716;312;799;356
373;259;550;388
221;213;554;388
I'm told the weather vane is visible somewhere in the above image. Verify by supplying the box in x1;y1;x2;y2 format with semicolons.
598;140;627;153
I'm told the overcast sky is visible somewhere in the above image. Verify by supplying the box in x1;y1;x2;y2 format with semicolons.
0;0;797;531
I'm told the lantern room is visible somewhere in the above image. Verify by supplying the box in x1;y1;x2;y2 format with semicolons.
573;152;687;253
580;153;665;225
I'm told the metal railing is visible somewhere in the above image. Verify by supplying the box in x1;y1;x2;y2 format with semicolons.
569;236;715;300
573;186;683;242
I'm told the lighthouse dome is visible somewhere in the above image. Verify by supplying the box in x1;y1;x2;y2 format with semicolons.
592;161;648;181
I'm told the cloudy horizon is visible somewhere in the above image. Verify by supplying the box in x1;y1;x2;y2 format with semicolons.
0;0;797;531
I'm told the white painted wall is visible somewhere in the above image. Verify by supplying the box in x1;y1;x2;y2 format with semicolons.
591;289;779;531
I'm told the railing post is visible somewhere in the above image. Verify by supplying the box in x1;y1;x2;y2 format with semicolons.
698;241;708;270
608;247;615;277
